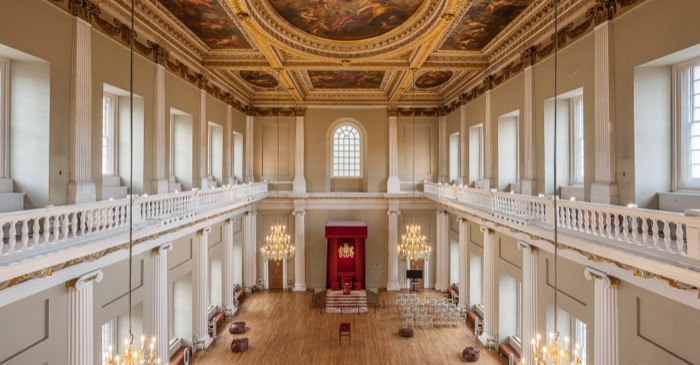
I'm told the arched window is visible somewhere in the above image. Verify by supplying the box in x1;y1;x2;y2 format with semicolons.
332;124;361;177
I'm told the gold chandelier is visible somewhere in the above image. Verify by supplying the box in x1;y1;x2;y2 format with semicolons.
530;2;581;364
397;69;431;264
398;223;431;262
105;336;160;364
260;223;295;262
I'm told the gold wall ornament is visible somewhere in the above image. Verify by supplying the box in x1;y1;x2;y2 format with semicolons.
338;243;355;259
68;0;102;22
587;0;617;25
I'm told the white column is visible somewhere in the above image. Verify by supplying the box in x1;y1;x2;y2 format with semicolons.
481;90;492;190
386;199;401;290
387;108;401;193
225;104;235;185
245;113;254;183
293;109;307;193
152;243;172;359
584;267;620;365
152;64;169;194
459;105;468;186
457;217;469;308
522;65;537;195
68;17;96;203
434;210;449;291
518;241;538;362
293;200;307;291
243;209;257;287
199;88;209;189
193;227;212;348
67;269;103;365
423;259;431;289
438;113;448;183
223;218;235;312
479;226;496;345
591;21;618;204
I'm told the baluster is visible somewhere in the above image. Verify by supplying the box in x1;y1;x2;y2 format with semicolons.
21;220;29;250
86;210;94;234
42;216;50;244
651;220;660;249
33;218;40;247
61;213;69;240
676;223;685;256
662;221;672;253
622;213;630;242
53;214;61;242
8;221;17;253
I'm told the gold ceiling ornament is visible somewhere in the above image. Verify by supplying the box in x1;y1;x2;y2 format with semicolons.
260;223;295;262
338;243;355;259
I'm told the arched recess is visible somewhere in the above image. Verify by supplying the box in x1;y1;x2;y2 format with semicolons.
325;118;368;192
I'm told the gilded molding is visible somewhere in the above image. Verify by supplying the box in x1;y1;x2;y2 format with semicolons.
587;0;617;25
517;241;538;253
584;267;620;287
65;269;104;290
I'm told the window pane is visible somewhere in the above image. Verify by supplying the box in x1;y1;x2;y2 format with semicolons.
692;136;700;150
692;151;700;164
693;108;700;122
694;94;700;107
694;66;700;80
332;124;361;177
692;164;700;179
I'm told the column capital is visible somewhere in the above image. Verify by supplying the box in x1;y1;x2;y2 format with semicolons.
293;199;306;215
387;199;401;215
153;242;173;254
197;227;212;236
66;269;103;290
248;207;257;216
479;226;494;234
226;216;236;223
517;241;538;253
584;267;620;287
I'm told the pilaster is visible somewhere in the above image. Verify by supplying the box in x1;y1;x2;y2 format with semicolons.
225;104;235;185
592;20;618;204
199;89;209;189
223;218;235;312
434;210;449;291
193;227;212;348
386;199;401;290
245;114;254;183
522;66;537;195
67;269;104;365
518;241;538;362
68;17;95;203
478;226;496;345
481;90;493;190
387;108;400;193
438;114;448;183
151;64;168;194
459;105;468;186
584;267;620;365
152;243;171;358
293;200;307;291
457;217;469;308
293;109;307;193
243;209;257;287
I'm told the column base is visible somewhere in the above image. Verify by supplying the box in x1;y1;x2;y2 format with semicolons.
293;283;307;292
520;179;537;196
438;175;448;184
200;178;209;190
386;282;401;291
387;176;401;193
434;282;448;292
227;177;239;185
202;336;214;349
293;176;306;193
152;179;169;194
68;181;96;204
478;178;492;190
591;182;618;205
246;175;255;183
0;178;12;193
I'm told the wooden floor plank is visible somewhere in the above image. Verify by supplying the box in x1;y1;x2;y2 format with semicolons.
191;289;509;365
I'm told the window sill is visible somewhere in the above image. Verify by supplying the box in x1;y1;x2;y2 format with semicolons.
658;191;700;213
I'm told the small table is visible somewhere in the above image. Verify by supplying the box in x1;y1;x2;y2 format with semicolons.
339;323;351;345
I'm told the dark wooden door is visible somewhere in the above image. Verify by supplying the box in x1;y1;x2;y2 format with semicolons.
410;260;424;288
269;261;283;289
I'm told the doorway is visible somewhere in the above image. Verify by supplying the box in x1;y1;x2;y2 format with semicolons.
268;260;283;289
409;260;425;289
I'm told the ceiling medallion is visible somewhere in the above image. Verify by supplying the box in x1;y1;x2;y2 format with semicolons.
238;0;449;61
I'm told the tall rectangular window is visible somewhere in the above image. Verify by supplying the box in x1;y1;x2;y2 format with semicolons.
574;318;587;365
677;59;700;188
102;93;117;175
571;96;584;185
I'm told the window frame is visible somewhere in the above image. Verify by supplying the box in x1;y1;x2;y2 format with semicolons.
0;57;9;178
674;57;700;190
572;316;587;365
570;96;584;185
102;92;118;176
468;124;484;185
331;123;363;179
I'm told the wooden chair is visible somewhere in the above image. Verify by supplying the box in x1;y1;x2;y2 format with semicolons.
339;323;351;345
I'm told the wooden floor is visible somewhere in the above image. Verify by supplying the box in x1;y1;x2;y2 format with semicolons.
191;289;508;365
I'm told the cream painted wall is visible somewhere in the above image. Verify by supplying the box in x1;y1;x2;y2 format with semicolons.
397;116;439;187
253;116;296;189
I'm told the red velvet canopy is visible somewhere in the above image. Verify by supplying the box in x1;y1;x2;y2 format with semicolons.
325;221;367;290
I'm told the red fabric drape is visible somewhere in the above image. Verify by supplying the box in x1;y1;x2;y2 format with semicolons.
326;222;367;289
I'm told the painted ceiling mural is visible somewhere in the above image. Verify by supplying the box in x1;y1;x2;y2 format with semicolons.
240;71;279;88
441;0;534;51
158;0;252;49
415;71;453;89
268;0;424;41
308;71;385;89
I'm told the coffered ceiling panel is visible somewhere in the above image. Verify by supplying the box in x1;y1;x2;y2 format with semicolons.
158;0;252;49
308;71;386;89
440;0;535;51
239;70;279;88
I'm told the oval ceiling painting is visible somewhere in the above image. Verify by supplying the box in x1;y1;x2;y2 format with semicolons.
268;0;424;41
415;71;453;89
240;71;279;89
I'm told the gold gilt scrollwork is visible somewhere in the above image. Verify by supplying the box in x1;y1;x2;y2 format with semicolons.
586;0;617;25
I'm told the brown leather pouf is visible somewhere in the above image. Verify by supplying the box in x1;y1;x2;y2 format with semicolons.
398;328;414;338
229;321;246;334
462;346;480;362
231;338;249;352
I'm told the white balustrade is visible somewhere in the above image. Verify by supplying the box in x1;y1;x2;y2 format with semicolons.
423;182;700;262
0;182;268;260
